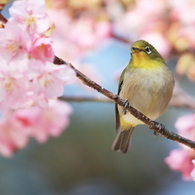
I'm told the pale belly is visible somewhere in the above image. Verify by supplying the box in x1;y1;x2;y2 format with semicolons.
118;67;174;126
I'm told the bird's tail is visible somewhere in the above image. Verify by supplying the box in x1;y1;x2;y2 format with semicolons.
111;127;134;154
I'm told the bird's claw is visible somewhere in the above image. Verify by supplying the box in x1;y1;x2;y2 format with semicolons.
122;99;130;115
153;123;165;136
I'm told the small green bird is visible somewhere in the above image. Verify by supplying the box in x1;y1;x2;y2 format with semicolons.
111;40;175;153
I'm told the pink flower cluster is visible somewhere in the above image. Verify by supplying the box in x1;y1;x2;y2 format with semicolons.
0;100;72;157
0;0;75;110
107;0;195;62
46;3;112;60
0;0;75;157
165;114;195;181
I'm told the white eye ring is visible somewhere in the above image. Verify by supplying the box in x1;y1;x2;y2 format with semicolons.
145;46;152;54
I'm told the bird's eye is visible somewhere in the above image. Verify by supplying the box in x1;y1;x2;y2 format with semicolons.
145;46;151;54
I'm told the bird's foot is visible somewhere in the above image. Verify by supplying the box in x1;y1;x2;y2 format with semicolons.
122;99;130;115
153;123;165;136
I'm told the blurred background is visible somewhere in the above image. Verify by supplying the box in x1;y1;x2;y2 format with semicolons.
1;0;195;195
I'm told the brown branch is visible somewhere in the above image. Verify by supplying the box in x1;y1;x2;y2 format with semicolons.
111;32;195;59
54;56;195;150
0;12;7;24
59;93;195;110
58;96;111;103
169;82;195;109
110;32;133;44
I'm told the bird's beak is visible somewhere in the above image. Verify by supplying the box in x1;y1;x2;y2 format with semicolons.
131;47;143;52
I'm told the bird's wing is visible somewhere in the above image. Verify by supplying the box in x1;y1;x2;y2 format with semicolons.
115;68;126;132
115;81;123;132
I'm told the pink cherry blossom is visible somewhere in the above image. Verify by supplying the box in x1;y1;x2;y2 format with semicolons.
68;17;111;50
165;113;195;181
31;61;75;99
112;0;166;41
0;114;29;158
175;114;195;150
47;8;111;59
0;22;30;63
26;91;49;110
14;100;72;143
165;149;195;180
168;0;195;25
29;36;54;62
136;0;166;16
9;0;51;35
191;160;195;181
22;59;75;108
175;114;195;134
0;0;78;158
0;68;30;110
95;21;111;41
0;98;72;157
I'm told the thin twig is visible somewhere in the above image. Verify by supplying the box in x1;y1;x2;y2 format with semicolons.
54;56;195;150
58;96;111;103
59;94;195;110
0;12;7;24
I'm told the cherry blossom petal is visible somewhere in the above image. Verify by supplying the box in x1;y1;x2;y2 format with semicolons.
0;22;30;63
0;115;29;157
30;37;54;62
165;149;194;180
191;160;195;181
9;0;51;34
36;63;75;99
14;100;72;143
0;69;30;110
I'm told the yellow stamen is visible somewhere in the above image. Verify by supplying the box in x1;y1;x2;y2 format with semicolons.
4;78;14;91
26;15;36;26
6;41;21;54
39;74;54;88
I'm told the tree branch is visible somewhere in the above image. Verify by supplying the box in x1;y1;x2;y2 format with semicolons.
169;83;195;109
0;12;7;24
54;56;195;150
59;92;195;109
58;96;111;103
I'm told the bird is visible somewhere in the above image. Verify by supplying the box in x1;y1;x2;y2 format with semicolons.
111;40;175;154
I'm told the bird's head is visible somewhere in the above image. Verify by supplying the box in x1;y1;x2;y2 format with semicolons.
131;40;165;68
130;40;165;63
